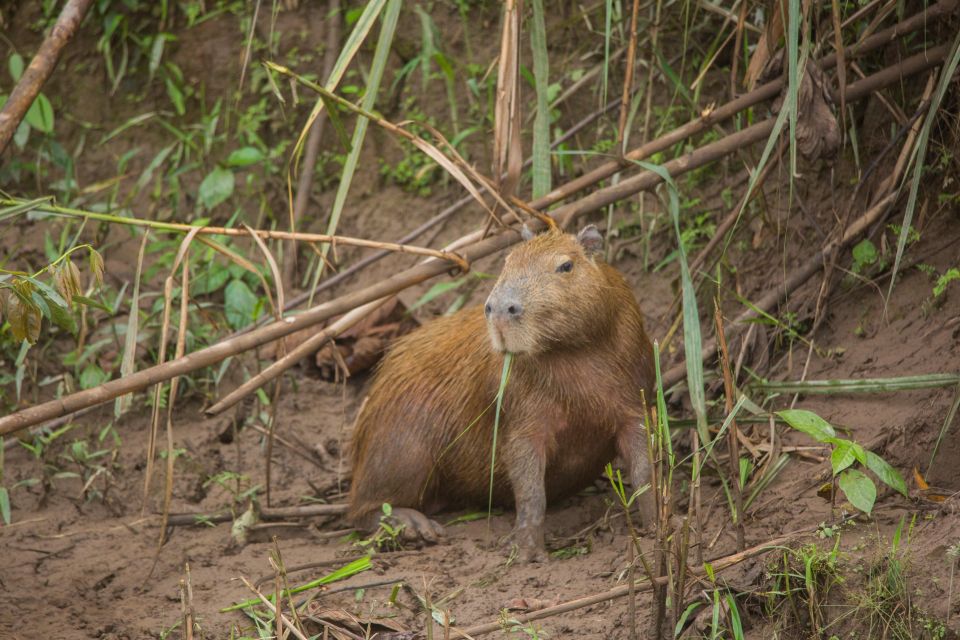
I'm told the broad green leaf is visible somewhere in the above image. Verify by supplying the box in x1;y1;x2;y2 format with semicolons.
777;409;837;442
25;93;54;133
864;450;908;497
79;363;108;390
839;468;877;514
830;441;856;475
225;146;264;167
224;279;259;329
8;53;24;82
198;166;235;210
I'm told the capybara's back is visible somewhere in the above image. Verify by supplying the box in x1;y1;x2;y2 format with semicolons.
348;226;655;558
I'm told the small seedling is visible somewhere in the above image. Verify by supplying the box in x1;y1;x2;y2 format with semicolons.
778;409;908;514
354;503;406;552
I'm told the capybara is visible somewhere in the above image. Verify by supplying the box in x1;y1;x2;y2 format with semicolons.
348;225;656;560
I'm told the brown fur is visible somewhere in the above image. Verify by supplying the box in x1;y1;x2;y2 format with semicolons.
348;228;655;556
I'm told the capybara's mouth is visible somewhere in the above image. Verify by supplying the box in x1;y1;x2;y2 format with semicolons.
487;322;525;354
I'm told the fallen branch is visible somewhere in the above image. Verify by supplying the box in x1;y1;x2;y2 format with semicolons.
0;0;95;155
0;42;948;436
165;503;347;526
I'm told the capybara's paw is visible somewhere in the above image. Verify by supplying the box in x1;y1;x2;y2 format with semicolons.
388;507;445;546
504;527;547;563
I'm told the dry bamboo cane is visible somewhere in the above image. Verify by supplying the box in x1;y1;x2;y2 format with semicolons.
0;43;948;436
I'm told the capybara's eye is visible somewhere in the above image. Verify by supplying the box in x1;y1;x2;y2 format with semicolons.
556;260;574;273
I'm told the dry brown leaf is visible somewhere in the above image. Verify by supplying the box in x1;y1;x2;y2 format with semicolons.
302;605;409;640
772;61;840;161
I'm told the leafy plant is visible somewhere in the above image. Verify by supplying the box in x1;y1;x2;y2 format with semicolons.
353;502;405;552
0;244;105;345
777;409;907;514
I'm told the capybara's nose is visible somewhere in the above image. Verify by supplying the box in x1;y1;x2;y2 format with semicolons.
486;295;524;321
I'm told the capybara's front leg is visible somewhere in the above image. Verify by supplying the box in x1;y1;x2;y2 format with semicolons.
504;436;547;562
618;418;658;531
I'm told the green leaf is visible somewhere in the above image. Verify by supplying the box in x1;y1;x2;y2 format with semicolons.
225;146;264;167
0;486;9;525
777;409;837;442
830;441;856;475
839;468;877;514
26;277;76;335
8;53;24;82
224;279;258;329
25;94;54;133
408;277;467;312
198;166;234;210
164;75;185;115
864;450;908;497
852;239;878;269
79;363;108;390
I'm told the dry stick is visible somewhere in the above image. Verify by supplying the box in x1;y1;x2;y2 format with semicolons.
452;529;806;638
0;44;948;437
207;297;390;414
618;0;643;152
0;0;94;154
283;0;341;290
166;502;348;526
713;302;745;552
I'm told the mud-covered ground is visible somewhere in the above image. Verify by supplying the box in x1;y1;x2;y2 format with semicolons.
2;2;960;639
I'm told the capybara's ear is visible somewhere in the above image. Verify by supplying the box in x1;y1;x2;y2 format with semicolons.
521;223;535;242
576;225;604;254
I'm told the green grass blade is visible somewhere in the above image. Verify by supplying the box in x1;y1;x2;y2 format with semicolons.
756;373;960;395
529;0;551;199
291;0;388;163
221;555;372;612
307;0;401;303
602;0;613;106
886;31;960;306
786;0;800;179
489;353;513;516
636;160;707;444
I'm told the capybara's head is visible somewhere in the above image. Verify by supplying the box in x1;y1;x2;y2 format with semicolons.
484;225;613;355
